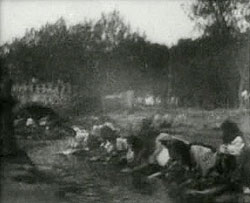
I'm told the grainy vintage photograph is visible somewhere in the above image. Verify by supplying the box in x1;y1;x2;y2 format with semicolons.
1;0;250;202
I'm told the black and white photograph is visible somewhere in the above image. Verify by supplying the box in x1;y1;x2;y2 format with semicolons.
1;0;250;202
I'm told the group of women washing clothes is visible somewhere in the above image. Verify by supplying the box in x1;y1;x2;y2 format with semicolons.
123;119;250;196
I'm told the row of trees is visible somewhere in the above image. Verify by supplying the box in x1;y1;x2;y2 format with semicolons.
1;0;250;109
1;11;168;97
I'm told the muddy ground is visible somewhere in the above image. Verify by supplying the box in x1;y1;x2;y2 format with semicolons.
1;138;171;203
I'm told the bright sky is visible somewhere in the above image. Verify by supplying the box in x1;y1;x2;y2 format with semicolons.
0;0;200;47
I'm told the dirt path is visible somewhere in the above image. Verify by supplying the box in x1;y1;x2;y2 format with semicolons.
1;139;173;203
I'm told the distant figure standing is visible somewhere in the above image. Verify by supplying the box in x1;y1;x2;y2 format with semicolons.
241;90;250;109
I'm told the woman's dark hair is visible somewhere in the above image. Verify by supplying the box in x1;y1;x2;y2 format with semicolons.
221;119;243;144
161;138;192;168
126;135;144;153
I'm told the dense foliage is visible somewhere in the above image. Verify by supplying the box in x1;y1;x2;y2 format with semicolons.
0;11;168;96
1;6;249;109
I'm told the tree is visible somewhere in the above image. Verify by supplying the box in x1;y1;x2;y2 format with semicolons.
1;10;173;109
187;0;250;38
186;0;250;108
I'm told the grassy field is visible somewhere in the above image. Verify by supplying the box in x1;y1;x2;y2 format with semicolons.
108;108;250;146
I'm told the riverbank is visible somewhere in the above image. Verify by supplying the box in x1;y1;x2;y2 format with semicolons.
1;108;250;203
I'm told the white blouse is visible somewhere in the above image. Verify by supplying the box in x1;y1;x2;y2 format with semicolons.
219;136;245;156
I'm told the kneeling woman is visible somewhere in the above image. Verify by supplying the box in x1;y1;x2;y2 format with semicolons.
219;119;250;194
126;133;171;191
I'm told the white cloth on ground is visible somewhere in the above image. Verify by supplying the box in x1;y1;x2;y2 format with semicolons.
116;137;128;151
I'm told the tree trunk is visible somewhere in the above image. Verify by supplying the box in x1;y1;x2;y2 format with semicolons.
238;73;245;109
236;41;249;109
238;62;249;109
0;77;17;156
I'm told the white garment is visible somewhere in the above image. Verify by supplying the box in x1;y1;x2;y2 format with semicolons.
149;133;171;166
91;122;116;138
74;127;89;143
155;133;172;147
26;118;35;127
116;138;128;151
145;96;154;106
126;148;134;163
103;122;116;131
92;125;102;138
241;90;250;100
243;187;250;194
103;141;114;153
190;145;217;176
71;126;89;149
219;136;245;156
155;147;170;167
